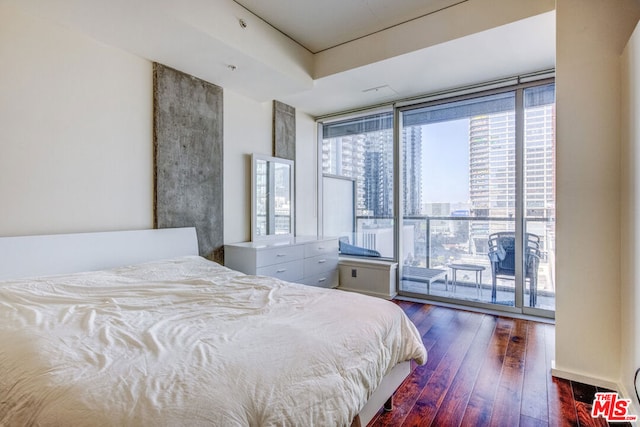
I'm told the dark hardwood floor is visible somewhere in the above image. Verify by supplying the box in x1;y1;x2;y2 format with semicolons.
368;301;631;427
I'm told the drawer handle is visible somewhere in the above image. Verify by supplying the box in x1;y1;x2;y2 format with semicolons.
318;259;326;264
317;246;324;250
276;254;287;257
318;278;326;282
276;269;287;273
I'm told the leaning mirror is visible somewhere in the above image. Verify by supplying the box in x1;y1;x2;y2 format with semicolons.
251;154;294;241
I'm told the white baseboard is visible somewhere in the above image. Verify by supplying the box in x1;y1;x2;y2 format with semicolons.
618;381;640;422
551;360;619;390
550;363;640;421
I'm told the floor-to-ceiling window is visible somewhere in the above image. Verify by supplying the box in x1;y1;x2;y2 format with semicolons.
398;91;519;308
320;112;396;259
398;81;555;317
319;78;555;318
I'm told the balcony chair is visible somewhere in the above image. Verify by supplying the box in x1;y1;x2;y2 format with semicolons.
487;232;541;306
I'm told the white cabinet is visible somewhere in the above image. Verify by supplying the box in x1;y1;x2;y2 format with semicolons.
337;259;398;300
224;237;338;288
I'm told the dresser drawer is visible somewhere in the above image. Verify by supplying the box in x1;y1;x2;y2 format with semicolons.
256;245;303;268
225;237;338;287
304;239;338;258
303;253;338;277
300;269;338;288
256;260;303;282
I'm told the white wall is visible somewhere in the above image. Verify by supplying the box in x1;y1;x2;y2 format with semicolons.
0;4;153;236
222;92;272;244
555;0;640;387
0;4;320;244
222;96;319;243
295;111;318;237
621;20;640;410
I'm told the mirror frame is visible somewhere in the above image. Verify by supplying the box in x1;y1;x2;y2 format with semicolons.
251;154;295;242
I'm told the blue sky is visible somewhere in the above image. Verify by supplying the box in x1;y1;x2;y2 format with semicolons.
420;118;470;204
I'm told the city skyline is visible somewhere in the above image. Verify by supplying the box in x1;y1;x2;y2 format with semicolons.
321;98;555;220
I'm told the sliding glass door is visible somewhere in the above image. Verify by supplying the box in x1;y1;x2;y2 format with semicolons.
398;83;555;316
523;84;556;311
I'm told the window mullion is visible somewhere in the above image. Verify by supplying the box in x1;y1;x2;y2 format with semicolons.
514;88;525;308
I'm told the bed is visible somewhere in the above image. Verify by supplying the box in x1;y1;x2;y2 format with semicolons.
0;228;426;426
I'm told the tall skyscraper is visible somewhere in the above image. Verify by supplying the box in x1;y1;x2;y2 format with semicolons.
469;111;515;217
523;104;556;220
362;131;394;217
468;104;555;251
403;126;423;216
322;125;423;219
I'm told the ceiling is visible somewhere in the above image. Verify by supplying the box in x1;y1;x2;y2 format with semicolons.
233;0;468;53
12;0;556;117
280;11;555;117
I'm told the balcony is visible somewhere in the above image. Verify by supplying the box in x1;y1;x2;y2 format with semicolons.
353;215;555;311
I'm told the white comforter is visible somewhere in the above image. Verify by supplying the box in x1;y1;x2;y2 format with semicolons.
0;256;426;426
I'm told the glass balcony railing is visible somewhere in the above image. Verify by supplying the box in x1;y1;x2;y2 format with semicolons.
351;215;555;311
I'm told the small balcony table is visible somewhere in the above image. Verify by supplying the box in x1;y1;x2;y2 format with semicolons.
448;263;486;299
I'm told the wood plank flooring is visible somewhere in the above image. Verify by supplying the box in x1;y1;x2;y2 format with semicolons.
368;301;631;427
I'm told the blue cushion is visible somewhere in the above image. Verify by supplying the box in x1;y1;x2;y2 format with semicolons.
338;239;381;257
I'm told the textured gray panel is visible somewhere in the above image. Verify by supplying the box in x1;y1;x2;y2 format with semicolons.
273;100;296;161
153;63;224;262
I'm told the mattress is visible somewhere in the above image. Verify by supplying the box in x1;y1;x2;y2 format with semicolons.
0;256;426;426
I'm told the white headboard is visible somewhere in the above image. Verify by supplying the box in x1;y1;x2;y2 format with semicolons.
0;227;199;281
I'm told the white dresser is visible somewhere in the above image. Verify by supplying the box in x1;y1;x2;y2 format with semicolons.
224;236;339;288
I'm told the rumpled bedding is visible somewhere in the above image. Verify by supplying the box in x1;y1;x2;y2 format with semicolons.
0;256;426;426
